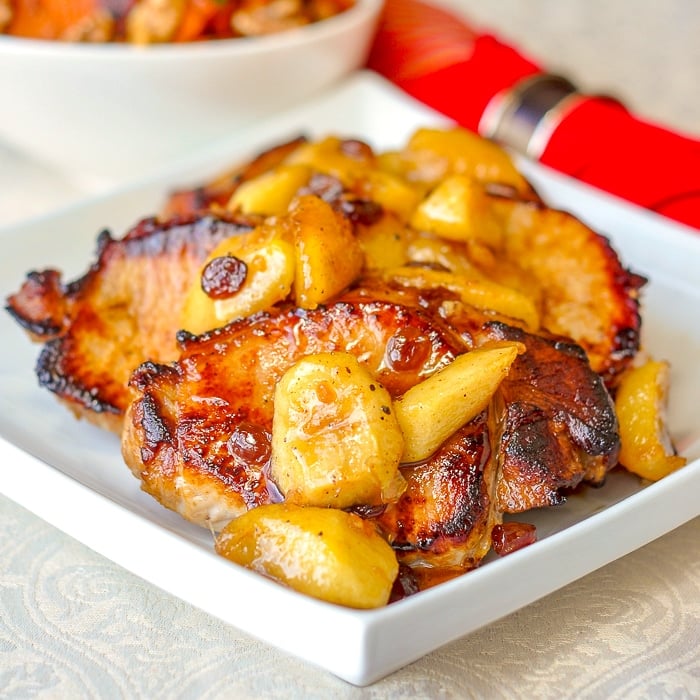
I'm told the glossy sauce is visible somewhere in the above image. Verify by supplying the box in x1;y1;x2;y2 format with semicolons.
227;421;272;466
491;522;537;557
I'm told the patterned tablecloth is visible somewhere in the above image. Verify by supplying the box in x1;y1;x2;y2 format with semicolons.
1;1;699;697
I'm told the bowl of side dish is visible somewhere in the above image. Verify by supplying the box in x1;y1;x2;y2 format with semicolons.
0;0;383;187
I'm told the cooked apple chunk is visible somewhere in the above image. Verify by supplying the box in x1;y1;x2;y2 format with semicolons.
228;164;311;216
394;343;522;463
215;503;399;609
410;174;502;247
360;170;422;222
355;212;412;271
384;265;540;330
286;195;364;308
397;127;531;192
270;352;405;508
284;136;374;187
210;239;295;322
615;359;687;481
181;227;295;334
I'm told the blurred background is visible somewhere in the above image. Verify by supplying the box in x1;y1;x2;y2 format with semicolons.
437;0;700;137
1;0;698;226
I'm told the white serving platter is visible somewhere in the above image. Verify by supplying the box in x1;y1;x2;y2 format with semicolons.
1;72;699;687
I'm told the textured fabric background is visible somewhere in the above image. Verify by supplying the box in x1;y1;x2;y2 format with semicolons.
2;1;699;697
2;494;699;698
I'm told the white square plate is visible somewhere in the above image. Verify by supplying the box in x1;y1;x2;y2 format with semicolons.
1;72;699;686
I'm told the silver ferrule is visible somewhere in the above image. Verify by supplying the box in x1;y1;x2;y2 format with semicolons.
479;73;587;159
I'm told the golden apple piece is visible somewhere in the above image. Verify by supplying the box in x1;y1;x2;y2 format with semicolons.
227;164;311;216
615;359;687;481
288;195;364;309
355;212;412;271
270;352;405;509
180;271;223;337
284;135;373;186
410;174;502;247
215;503;399;609
385;265;540;330
400;127;530;192
212;239;295;323
376;150;406;177
394;343;522;463
405;232;483;278
361;170;423;222
180;227;294;334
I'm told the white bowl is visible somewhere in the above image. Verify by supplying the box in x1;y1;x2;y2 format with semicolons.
0;0;382;188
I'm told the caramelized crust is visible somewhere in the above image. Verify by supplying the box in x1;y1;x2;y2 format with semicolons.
483;322;619;512
374;413;499;572
5;269;68;340
6;214;256;431
488;197;646;384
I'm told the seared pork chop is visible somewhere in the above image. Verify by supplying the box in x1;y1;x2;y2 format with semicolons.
6;214;257;431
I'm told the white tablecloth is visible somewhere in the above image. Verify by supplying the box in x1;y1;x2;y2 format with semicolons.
2;1;699;697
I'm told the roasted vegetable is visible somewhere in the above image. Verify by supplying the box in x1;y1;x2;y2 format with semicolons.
2;0;355;43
